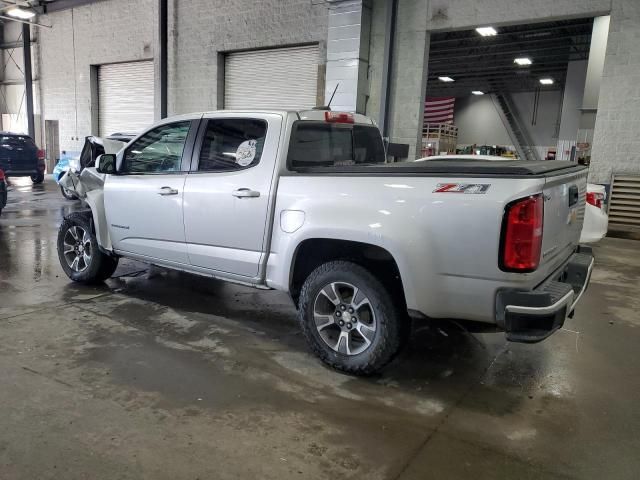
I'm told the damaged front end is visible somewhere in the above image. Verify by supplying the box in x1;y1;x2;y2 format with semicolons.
59;168;113;251
58;167;105;203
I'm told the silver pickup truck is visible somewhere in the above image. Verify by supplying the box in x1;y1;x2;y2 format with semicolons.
58;109;594;374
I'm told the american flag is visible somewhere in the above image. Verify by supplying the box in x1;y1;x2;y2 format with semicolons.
424;97;455;124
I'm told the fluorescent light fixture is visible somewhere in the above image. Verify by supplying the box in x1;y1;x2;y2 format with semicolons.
514;57;532;66
539;78;554;85
472;91;485;95
7;7;35;19
438;76;455;82
476;27;497;36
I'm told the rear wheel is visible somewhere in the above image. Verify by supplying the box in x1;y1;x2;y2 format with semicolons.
31;173;44;184
57;213;118;283
298;261;407;375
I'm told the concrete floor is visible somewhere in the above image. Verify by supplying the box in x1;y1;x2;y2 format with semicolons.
0;177;639;480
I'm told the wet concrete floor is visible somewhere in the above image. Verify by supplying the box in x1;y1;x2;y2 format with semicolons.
0;177;639;479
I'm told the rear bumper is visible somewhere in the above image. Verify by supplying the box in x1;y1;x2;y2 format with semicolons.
3;169;40;176
496;246;594;343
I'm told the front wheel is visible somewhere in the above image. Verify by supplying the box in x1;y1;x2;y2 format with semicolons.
298;260;407;375
31;173;44;184
60;185;78;200
57;213;118;284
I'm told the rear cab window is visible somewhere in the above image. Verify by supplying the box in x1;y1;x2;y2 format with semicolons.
287;121;386;170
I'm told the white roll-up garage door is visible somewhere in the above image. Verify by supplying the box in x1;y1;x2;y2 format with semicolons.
98;61;154;137
224;45;319;110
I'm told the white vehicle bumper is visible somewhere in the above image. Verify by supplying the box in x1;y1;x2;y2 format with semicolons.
580;203;609;243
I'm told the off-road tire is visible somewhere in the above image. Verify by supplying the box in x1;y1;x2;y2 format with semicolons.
57;212;118;284
31;173;44;184
298;260;406;375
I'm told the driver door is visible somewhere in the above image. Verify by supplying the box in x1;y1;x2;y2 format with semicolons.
104;119;199;265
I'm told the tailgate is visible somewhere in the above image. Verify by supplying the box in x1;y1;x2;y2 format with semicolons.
540;169;588;268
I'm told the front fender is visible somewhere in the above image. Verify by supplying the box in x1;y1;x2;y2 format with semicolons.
85;189;112;251
59;169;112;251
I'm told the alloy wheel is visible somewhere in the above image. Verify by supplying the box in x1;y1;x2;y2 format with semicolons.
62;226;92;272
313;282;377;355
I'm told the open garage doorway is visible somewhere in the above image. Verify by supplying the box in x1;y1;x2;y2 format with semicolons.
423;18;601;163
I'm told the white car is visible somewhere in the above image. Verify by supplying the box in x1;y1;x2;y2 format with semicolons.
422;155;608;244
580;184;608;243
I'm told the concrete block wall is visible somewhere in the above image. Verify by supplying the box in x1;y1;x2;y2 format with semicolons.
589;0;640;183
38;0;155;153
167;0;329;115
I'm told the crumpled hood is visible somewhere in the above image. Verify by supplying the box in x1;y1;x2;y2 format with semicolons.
59;167;105;201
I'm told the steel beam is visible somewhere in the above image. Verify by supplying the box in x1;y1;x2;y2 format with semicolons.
22;22;35;139
159;0;167;118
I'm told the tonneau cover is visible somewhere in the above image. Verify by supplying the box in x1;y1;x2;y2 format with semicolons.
293;160;586;177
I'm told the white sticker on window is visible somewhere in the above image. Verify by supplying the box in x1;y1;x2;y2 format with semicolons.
236;140;257;166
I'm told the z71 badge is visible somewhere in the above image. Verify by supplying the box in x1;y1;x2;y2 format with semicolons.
433;183;491;194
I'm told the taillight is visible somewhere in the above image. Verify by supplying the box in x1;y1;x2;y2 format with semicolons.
0;169;4;181
325;111;354;124
500;194;544;272
586;191;604;209
37;149;45;160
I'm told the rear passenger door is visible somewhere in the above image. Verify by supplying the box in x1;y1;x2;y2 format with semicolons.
182;113;283;278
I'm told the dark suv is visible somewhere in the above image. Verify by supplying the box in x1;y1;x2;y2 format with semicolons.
0;168;6;215
0;132;45;183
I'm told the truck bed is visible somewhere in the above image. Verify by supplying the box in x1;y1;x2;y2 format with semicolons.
290;160;586;178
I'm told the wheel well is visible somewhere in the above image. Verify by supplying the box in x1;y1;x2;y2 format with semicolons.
290;239;406;309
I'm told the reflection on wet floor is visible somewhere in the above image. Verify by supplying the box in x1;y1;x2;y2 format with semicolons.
1;177;640;479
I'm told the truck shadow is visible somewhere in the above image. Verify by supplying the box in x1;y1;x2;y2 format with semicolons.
94;266;503;385
63;265;555;424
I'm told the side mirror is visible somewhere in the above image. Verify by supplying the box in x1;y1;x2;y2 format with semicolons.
96;154;116;174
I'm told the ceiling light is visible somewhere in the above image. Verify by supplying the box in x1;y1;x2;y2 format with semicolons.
438;76;454;82
476;27;497;36
472;91;485;95
7;7;36;19
539;78;554;85
514;57;532;66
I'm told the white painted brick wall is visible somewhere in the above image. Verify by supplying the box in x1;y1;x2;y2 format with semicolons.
167;0;329;114
38;0;155;153
589;0;640;183
38;0;328;153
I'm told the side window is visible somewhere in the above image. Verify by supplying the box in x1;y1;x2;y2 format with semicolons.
198;119;267;172
122;121;191;174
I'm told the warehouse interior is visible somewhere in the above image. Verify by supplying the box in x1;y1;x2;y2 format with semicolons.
0;0;640;479
424;18;596;162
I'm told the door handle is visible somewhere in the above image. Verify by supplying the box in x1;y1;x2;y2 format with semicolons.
158;186;179;196
232;188;260;198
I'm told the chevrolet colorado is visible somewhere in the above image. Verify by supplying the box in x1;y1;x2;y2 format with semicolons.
57;110;593;374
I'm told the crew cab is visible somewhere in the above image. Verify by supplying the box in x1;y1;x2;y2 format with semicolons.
57;110;594;374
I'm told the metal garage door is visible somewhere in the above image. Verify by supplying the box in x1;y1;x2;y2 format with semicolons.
98;61;154;137
224;45;318;110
